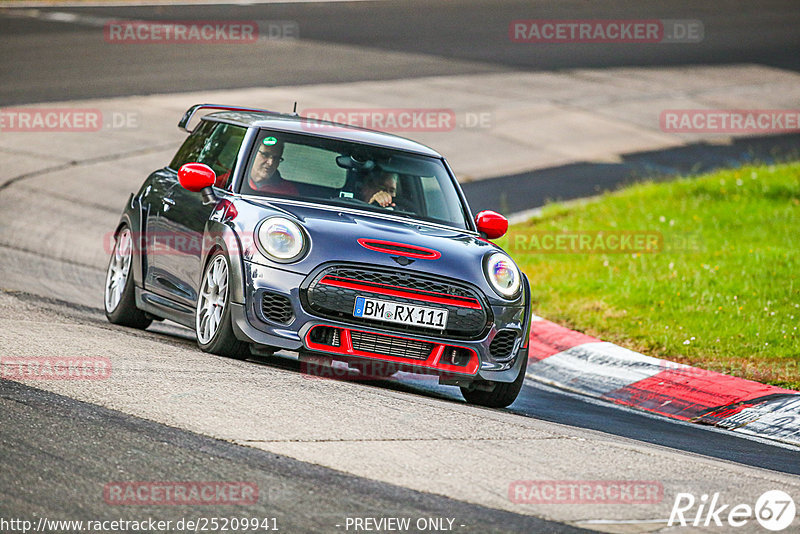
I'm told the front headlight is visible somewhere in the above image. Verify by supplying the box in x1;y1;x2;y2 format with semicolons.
484;252;521;298
257;217;307;262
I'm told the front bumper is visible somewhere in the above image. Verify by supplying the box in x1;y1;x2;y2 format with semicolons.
232;260;530;383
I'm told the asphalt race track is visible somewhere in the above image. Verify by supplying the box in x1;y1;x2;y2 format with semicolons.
1;1;799;533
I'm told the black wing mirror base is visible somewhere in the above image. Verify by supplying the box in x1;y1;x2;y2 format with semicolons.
201;187;218;206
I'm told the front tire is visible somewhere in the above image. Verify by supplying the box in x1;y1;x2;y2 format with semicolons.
195;253;250;359
104;226;152;329
460;356;527;408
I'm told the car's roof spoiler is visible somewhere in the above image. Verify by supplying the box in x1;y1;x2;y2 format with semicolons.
178;104;280;132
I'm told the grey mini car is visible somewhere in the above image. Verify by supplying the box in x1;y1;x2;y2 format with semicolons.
104;104;531;407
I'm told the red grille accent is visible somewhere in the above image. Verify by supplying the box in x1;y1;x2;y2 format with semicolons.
305;325;479;375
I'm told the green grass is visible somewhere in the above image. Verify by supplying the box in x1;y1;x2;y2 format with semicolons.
500;162;800;389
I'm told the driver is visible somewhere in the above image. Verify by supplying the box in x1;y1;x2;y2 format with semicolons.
359;171;398;208
247;136;298;196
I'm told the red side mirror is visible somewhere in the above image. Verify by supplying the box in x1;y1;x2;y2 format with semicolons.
475;210;508;239
178;163;216;192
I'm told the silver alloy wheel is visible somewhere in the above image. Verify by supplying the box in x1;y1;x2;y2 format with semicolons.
104;228;133;313
196;255;229;345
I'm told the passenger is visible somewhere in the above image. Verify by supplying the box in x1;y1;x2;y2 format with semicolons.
359;171;398;208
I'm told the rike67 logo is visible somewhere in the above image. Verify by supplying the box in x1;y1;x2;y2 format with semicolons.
669;490;796;531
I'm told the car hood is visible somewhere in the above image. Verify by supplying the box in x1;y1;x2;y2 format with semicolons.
238;198;503;286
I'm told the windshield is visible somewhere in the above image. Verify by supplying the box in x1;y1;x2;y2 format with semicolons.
239;129;470;230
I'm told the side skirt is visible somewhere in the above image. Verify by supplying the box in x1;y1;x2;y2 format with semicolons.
135;287;195;329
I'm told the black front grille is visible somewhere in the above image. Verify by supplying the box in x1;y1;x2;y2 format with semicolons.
303;265;490;339
489;330;518;362
350;331;433;360
322;267;475;299
261;292;294;324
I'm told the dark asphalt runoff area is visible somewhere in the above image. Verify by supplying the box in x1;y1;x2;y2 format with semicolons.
462;132;800;214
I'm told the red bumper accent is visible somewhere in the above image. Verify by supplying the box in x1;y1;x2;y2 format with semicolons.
305;325;479;376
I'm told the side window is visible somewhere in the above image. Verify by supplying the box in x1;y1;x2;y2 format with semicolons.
169;121;247;190
204;124;247;189
170;120;215;170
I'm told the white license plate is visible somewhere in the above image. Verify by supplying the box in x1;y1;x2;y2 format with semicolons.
353;296;448;330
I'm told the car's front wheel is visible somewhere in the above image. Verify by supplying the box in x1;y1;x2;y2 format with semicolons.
460;356;527;408
195;253;250;359
104;226;152;329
